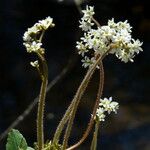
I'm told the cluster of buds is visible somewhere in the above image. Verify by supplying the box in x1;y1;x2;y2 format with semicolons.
23;16;55;54
76;6;143;68
96;97;119;122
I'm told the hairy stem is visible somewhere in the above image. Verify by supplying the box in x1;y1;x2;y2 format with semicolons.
67;61;104;150
90;121;100;150
37;55;48;150
53;97;75;144
53;56;102;145
61;57;103;149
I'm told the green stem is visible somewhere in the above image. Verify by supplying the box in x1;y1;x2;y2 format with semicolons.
90;121;100;150
37;55;48;150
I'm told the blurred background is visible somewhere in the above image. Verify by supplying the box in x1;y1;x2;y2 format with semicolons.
0;0;149;149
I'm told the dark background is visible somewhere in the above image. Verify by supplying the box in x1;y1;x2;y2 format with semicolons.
0;0;149;149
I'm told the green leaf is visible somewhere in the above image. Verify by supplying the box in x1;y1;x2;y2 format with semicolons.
6;129;28;150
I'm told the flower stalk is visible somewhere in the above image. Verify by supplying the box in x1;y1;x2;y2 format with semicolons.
61;56;103;149
23;16;54;149
37;54;48;149
90;121;100;150
53;55;102;146
67;60;104;150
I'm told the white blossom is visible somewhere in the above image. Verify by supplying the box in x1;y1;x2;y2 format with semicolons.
96;107;106;122
76;41;88;56
23;25;40;42
79;19;94;31
79;6;94;31
117;20;132;32
77;6;143;67
30;60;39;68
111;29;132;44
81;56;96;68
23;16;54;54
95;97;119;122
38;16;55;30
99;97;119;114
128;39;143;54
23;41;42;53
82;6;95;20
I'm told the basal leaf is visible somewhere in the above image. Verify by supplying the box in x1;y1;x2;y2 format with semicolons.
6;129;28;150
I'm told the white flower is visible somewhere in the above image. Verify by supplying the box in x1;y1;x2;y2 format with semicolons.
99;97;119;114
110;102;119;114
100;26;116;39
38;16;55;30
128;39;143;54
108;18;116;28
79;19;94;31
23;26;40;42
96;107;106;122
115;49;134;63
77;6;143;67
30;60;39;68
81;56;96;68
76;41;88;56
112;29;131;44
79;6;94;31
95;97;119;122
23;41;42;53
82;6;95;20
23;16;54;54
117;20;132;32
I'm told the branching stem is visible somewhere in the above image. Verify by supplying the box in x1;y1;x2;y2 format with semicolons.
67;61;104;150
53;56;102;145
61;57;103;149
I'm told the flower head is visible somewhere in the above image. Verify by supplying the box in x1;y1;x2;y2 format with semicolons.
79;6;94;31
23;16;55;54
38;16;55;30
77;6;143;68
96;107;105;122
95;97;119;122
23;41;42;53
99;97;119;114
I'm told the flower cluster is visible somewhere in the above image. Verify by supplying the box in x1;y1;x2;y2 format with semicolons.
76;6;143;68
96;97;119;122
79;5;94;31
23;16;55;54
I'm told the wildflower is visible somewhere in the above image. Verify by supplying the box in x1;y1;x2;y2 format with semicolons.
23;16;54;54
96;108;105;122
95;97;119;122
77;6;143;67
23;41;42;53
99;97;119;114
38;16;55;30
82;6;95;21
79;6;94;31
76;41;88;56
81;56;96;68
79;19;94;31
